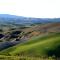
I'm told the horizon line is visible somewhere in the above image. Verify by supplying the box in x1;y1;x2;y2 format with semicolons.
0;13;60;19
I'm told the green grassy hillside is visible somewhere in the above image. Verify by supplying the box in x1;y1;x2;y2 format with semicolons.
0;33;60;57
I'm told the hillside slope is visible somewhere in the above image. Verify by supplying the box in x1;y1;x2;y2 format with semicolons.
0;33;60;57
0;23;60;51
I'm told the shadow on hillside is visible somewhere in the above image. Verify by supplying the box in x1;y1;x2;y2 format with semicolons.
0;34;4;39
10;31;21;38
47;45;60;58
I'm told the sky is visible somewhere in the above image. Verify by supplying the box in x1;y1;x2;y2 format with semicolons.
0;0;60;18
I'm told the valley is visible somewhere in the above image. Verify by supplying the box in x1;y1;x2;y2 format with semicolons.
0;14;60;60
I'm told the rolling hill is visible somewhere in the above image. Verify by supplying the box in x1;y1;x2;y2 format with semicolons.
0;32;60;57
0;14;60;59
0;23;60;52
0;14;60;26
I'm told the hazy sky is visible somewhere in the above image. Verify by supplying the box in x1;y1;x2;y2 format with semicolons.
0;0;60;18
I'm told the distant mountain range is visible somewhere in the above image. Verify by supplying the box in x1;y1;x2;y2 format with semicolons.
0;14;60;25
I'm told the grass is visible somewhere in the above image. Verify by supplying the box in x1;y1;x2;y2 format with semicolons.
0;55;55;60
0;33;60;57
